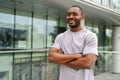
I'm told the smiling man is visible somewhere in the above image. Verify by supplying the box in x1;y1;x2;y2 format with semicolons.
48;5;98;80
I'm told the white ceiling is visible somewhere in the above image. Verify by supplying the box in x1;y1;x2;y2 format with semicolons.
0;0;120;26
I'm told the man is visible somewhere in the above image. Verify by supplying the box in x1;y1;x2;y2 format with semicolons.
48;5;98;80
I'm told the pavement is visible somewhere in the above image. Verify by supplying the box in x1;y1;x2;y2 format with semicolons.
95;72;120;80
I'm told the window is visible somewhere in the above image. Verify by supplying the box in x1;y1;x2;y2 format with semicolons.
0;7;14;49
15;10;32;49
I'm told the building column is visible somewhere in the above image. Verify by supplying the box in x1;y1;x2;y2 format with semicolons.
112;25;120;73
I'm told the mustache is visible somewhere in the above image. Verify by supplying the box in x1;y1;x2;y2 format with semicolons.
68;18;75;21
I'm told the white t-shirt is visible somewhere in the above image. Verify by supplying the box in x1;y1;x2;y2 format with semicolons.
52;28;98;80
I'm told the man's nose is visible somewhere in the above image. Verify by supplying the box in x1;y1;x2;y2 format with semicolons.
69;14;74;18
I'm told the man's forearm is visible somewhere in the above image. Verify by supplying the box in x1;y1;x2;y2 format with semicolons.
48;52;82;64
65;57;88;70
65;54;97;70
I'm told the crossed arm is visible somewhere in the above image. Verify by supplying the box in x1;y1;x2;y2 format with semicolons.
48;47;97;70
65;54;97;70
48;47;82;64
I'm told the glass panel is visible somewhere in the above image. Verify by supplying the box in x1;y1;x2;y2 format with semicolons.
113;0;120;10
47;16;58;48
105;0;110;7
0;54;13;80
0;71;9;80
15;10;32;49
105;26;112;51
33;12;46;48
98;25;106;47
14;53;31;80
14;63;31;80
86;21;99;35
60;17;67;27
32;52;46;80
46;62;59;80
46;8;67;48
0;7;14;49
46;9;60;80
92;0;102;4
59;18;67;33
94;53;112;75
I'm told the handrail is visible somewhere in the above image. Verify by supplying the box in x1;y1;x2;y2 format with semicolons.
99;51;120;54
0;49;119;54
0;48;49;54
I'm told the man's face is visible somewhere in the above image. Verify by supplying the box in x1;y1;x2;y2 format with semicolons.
66;7;83;28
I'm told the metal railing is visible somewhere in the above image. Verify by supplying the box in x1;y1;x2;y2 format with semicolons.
0;48;59;80
0;49;118;79
94;51;114;75
0;48;49;54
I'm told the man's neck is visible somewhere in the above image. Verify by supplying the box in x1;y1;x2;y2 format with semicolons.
70;26;83;32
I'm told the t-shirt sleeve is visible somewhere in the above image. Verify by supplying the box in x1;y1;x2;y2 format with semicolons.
83;33;98;56
51;35;61;49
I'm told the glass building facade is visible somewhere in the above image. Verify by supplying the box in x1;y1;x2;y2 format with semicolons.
0;6;67;49
0;0;120;80
0;5;67;80
0;5;113;50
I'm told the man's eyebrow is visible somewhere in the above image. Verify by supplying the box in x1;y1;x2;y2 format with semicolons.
67;12;77;13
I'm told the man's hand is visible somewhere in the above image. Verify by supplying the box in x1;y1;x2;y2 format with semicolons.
65;53;83;63
48;47;82;64
57;49;64;54
73;53;82;59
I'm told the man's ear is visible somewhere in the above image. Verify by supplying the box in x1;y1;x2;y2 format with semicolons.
81;15;85;20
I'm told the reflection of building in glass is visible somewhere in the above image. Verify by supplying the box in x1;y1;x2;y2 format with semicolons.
49;27;66;43
0;71;9;80
0;27;27;48
0;28;13;48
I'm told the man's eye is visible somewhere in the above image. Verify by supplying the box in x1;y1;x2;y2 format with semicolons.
73;13;78;16
67;13;71;16
67;13;78;16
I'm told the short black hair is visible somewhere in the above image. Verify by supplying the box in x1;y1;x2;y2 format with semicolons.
72;5;84;15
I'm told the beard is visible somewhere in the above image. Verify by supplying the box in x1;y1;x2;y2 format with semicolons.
69;20;81;28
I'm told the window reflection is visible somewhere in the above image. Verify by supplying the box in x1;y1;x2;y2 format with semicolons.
0;7;14;49
47;17;58;48
47;10;67;48
0;71;9;80
86;20;112;51
33;13;46;48
105;0;110;7
16;10;32;49
113;0;120;10
14;64;30;80
92;0;102;4
0;28;27;48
